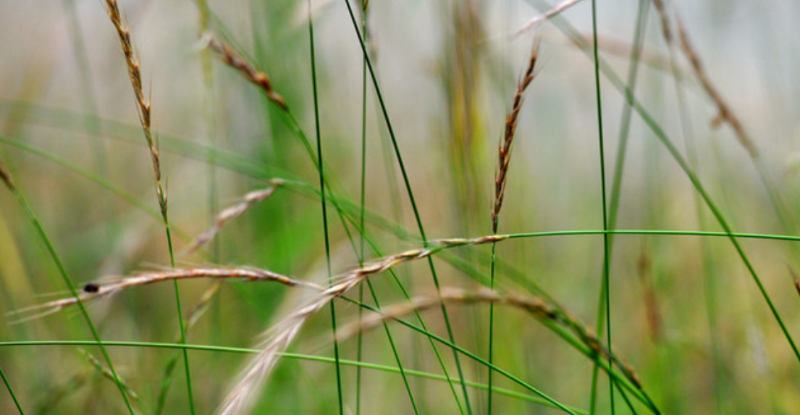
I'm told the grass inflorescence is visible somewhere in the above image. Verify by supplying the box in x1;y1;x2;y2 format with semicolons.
1;2;799;415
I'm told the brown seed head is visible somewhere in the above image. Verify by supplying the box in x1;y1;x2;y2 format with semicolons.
205;35;288;110
492;40;540;231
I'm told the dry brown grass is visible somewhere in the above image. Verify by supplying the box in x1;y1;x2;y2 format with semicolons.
15;268;316;322
20;234;506;325
492;40;539;232
205;34;288;110
218;234;505;415
103;0;167;210
335;286;644;390
512;0;584;38
651;0;758;158
185;179;285;255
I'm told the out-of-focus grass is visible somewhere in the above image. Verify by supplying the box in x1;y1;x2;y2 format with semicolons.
1;0;800;414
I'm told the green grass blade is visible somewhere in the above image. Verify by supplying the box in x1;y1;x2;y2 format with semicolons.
526;0;800;367
306;4;345;413
589;1;615;412
339;2;473;412
0;365;24;415
0;166;135;415
0;339;597;414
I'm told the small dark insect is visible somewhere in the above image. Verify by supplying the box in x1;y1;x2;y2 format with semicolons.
83;282;100;293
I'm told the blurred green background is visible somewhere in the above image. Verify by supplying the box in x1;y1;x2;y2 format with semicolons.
1;0;800;413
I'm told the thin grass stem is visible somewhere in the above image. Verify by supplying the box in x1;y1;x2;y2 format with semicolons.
589;2;615;412
0;365;24;415
357;2;370;413
339;2;473;411
0;164;135;415
0;340;594;414
306;3;344;412
590;0;649;412
526;0;800;368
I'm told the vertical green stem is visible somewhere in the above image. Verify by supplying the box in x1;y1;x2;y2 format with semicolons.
163;212;195;415
1;175;135;415
590;0;648;412
356;2;369;414
488;239;498;414
196;0;223;404
63;0;109;178
307;3;344;412
668;36;725;415
589;0;614;413
339;2;473;412
0;365;24;414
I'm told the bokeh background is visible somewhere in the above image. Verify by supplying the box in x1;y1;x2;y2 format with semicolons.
1;0;800;413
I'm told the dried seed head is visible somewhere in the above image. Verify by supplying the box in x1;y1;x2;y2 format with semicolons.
492;40;540;231
205;34;288;111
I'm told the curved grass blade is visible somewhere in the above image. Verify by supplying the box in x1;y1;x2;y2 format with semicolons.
306;3;346;413
0;339;595;414
338;2;473;411
0;162;135;414
524;0;800;366
0;365;24;415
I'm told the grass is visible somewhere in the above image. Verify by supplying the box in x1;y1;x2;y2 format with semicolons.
1;1;799;414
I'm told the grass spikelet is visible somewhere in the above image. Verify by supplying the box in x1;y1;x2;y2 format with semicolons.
103;0;164;193
651;0;758;158
674;19;757;157
0;153;137;413
492;40;539;232
651;0;673;43
334;287;645;391
79;349;151;413
185;179;285;255
218;235;508;415
511;0;583;38
102;1;194;410
19;235;508;325
204;34;288;110
15;267;318;321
